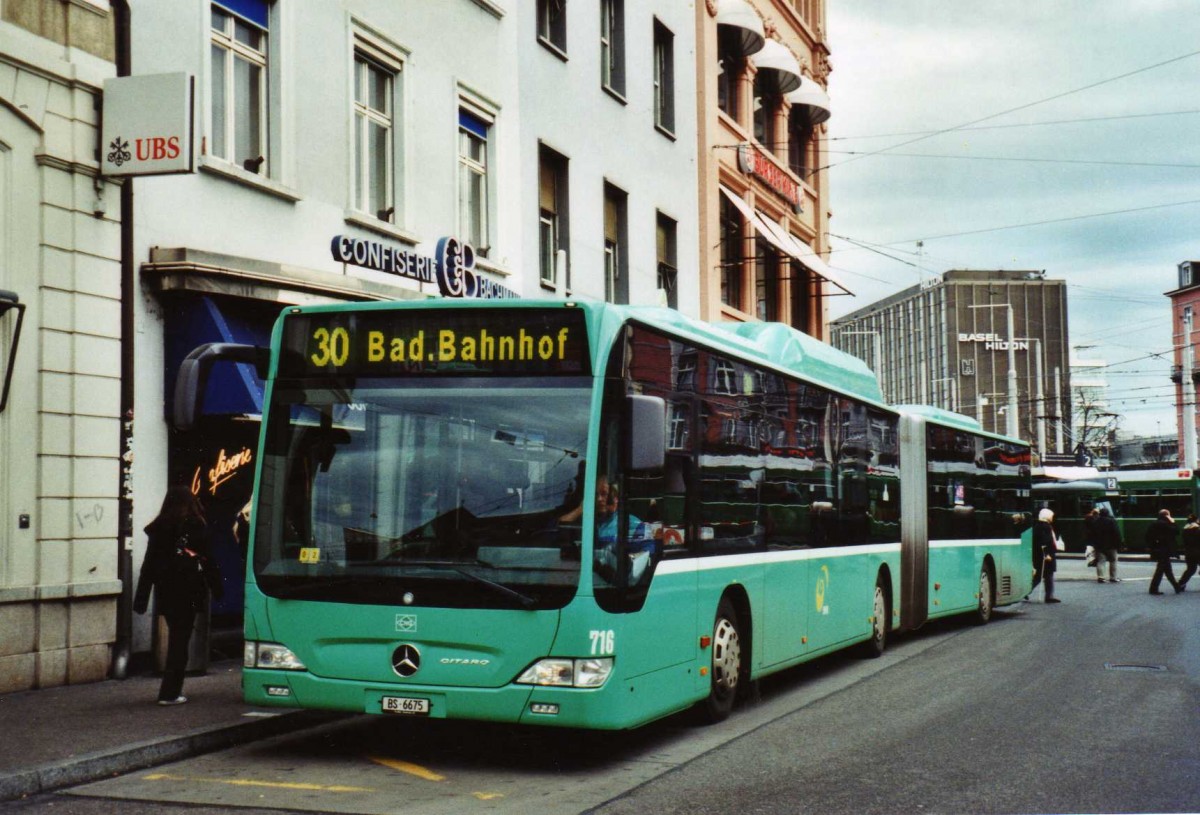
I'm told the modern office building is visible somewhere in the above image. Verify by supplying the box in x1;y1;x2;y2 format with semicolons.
1;0;703;691
695;0;847;336
830;270;1071;456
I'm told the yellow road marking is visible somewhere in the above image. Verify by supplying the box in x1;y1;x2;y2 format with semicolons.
367;755;446;781
473;792;504;800
142;772;374;793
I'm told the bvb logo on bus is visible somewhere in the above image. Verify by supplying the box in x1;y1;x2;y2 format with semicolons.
815;564;831;614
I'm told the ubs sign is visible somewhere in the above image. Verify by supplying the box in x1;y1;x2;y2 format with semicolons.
101;73;193;177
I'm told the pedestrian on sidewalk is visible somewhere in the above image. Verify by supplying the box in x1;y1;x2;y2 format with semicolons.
1144;508;1182;595
1083;508;1103;582
133;485;223;705
1094;506;1122;583
1033;508;1061;603
1179;513;1200;590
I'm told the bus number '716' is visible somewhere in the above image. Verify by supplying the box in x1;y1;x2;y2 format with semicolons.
590;630;615;655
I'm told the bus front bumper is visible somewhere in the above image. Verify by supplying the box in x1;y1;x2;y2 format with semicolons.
243;669;637;729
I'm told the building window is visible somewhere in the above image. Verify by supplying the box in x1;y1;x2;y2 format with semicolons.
788;106;813;179
537;0;567;55
720;195;743;311
653;20;675;134
790;260;812;334
539;144;569;289
756;235;779;321
753;72;780;149
657;212;678;309
603;183;628;303
1182;261;1194;289
352;48;398;221
600;0;625;97
210;1;269;173
458;108;491;255
717;31;744;122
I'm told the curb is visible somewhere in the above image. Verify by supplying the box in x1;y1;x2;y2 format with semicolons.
0;709;348;803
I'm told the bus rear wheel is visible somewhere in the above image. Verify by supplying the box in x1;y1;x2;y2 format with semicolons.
703;597;742;723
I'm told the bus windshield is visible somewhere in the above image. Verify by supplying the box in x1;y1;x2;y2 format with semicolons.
253;377;591;610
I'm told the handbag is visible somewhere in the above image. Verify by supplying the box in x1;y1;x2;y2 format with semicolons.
1054;535;1065;552
1084;544;1096;567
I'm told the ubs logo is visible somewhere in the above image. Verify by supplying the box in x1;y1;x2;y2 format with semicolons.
392;644;421;677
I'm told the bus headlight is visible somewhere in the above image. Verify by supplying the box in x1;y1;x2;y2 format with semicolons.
244;641;307;671
516;657;613;688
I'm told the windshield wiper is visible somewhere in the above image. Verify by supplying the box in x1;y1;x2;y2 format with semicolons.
387;559;537;609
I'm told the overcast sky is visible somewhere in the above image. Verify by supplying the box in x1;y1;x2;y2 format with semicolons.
824;1;1200;437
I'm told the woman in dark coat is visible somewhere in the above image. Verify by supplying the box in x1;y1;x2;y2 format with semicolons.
133;486;223;705
1033;507;1060;603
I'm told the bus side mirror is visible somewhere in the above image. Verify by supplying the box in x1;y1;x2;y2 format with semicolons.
173;342;270;431
0;291;26;414
626;394;665;471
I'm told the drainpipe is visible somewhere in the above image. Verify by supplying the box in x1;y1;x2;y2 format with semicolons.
111;0;134;680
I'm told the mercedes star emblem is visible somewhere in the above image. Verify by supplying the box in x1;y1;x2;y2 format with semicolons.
392;644;421;677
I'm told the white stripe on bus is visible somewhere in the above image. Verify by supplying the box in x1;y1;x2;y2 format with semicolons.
655;538;1021;576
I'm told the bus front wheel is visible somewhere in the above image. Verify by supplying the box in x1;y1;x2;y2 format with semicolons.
859;580;888;659
974;565;995;625
703;597;742;722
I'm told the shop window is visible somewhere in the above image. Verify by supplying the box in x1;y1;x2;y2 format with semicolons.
458;107;492;256
537;0;567;56
653;20;675;135
210;1;270;173
720;195;744;311
539;144;569;289
352;42;401;222
756;235;779;322
600;0;625;97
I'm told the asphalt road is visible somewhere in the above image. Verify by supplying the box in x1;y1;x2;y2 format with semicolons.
6;558;1199;815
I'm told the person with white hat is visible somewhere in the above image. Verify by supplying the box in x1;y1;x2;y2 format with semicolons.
1033;508;1061;604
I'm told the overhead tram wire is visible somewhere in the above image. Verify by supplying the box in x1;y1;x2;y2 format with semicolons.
829;109;1200;142
824;150;1200;171
811;48;1200;176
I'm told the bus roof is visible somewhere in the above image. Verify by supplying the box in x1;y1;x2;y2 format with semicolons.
1112;468;1195;483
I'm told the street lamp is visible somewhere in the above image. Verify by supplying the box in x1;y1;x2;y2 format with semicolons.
1015;336;1045;456
968;303;1019;438
839;329;886;400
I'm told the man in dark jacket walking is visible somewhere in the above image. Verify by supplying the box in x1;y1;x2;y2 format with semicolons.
1145;508;1181;595
1094;507;1122;583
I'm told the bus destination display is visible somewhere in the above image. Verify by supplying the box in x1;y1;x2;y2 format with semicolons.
280;308;591;377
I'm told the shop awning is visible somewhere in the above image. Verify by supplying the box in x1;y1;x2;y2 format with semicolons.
164;295;274;420
749;39;802;95
787;76;832;126
715;0;765;58
720;186;853;296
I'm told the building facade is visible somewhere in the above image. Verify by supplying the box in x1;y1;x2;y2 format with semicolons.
0;1;121;692
695;0;845;336
1167;259;1200;470
0;0;705;691
830;270;1071;456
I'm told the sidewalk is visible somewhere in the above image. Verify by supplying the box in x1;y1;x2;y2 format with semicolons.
0;660;346;802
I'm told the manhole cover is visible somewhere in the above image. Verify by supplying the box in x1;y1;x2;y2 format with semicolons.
1104;663;1167;672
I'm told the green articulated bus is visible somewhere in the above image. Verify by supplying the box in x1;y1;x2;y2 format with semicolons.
175;300;1033;730
1033;468;1198;553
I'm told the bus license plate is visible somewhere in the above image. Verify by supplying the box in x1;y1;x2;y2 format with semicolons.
381;696;430;715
